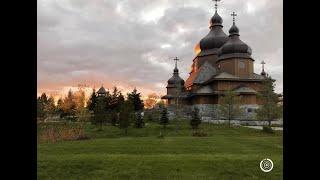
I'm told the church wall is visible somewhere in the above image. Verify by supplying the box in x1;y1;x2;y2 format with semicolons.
235;59;253;78
240;94;256;104
219;59;235;75
195;54;218;70
218;58;253;78
192;96;218;104
167;88;176;95
217;81;262;92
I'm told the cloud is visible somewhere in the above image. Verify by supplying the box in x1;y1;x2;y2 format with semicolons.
37;0;283;96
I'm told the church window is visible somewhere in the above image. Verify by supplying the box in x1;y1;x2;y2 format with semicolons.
247;108;253;113
239;61;245;69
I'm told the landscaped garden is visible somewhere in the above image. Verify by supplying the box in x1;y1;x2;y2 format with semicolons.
37;121;283;179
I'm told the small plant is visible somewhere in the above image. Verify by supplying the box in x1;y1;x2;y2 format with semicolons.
190;107;201;131
135;111;144;128
160;107;169;129
262;126;274;134
192;131;208;137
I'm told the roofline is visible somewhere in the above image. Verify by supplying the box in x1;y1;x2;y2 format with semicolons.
203;77;264;85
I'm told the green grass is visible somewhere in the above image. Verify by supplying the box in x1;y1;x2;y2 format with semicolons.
38;121;283;180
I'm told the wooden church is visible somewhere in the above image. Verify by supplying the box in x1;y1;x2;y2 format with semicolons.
162;1;267;119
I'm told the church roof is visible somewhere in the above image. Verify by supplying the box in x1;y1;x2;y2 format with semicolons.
218;15;253;61
203;72;266;84
167;60;185;88
195;9;228;56
161;92;190;99
97;86;107;94
195;85;214;94
233;86;257;94
185;61;218;88
214;72;239;79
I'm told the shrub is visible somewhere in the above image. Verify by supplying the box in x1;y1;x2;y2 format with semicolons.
262;126;274;134
192;131;208;137
190;107;201;130
37;123;89;143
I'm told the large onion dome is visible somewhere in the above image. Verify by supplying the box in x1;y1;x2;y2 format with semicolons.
195;11;228;55
218;21;253;61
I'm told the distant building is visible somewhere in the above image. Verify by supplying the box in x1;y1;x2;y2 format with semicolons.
162;2;269;119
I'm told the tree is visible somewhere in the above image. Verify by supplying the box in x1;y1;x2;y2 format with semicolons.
37;95;46;120
39;93;48;104
110;86;120;111
93;96;107;130
119;101;134;135
75;90;86;110
127;88;144;112
144;93;159;109
37;93;52;121
45;96;56;116
87;89;97;111
62;90;77;121
218;90;243;127
256;76;282;127
160;107;169;129
56;98;64;116
76;107;91;128
190;107;201;131
134;111;144;128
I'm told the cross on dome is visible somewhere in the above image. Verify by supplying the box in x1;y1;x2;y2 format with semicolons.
173;57;179;69
212;0;221;12
231;12;237;24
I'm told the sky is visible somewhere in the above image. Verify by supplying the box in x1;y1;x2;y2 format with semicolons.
37;0;283;99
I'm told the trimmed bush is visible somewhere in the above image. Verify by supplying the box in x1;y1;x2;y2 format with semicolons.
262;126;274;134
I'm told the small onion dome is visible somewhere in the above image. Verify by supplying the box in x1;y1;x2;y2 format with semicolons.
210;11;223;27
261;70;266;76
97;86;107;94
167;69;185;87
198;11;228;54
218;23;253;61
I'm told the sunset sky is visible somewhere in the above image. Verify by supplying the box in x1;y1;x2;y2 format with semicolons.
37;0;283;100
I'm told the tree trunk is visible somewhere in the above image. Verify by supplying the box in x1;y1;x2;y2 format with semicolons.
268;120;271;127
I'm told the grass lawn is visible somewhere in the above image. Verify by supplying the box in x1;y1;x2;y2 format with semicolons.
38;121;283;179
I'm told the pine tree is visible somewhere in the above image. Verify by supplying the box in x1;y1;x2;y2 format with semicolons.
63;90;77;121
256;76;282;127
37;96;46;120
160;107;169;129
127;88;144;112
45;96;56;116
37;93;50;121
119;101;134;135
110;86;120;111
93;96;107;129
218;90;243;127
56;98;64;118
87;89;97;111
190;107;201;130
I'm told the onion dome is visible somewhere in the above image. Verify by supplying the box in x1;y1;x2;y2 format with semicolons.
218;13;253;61
167;60;185;87
210;11;223;27
195;11;228;55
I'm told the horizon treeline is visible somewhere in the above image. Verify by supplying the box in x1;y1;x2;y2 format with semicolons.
37;86;149;122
